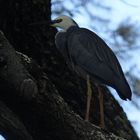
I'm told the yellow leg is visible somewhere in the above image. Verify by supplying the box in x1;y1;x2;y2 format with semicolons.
98;86;105;128
85;75;92;121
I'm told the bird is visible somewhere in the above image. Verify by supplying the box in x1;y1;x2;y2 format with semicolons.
50;15;132;128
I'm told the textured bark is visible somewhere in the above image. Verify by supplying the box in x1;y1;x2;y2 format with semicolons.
0;34;127;140
0;0;139;140
0;101;33;140
0;31;38;100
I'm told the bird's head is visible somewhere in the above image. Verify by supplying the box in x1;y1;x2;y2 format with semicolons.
51;15;78;30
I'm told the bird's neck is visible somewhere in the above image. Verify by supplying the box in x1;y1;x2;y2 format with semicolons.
62;25;78;31
66;25;79;34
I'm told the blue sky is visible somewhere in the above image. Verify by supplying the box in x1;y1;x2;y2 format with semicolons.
0;136;5;140
101;1;140;137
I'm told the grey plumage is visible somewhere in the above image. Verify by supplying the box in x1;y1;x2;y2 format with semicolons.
55;25;132;100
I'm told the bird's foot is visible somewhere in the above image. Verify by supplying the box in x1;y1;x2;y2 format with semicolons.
99;122;105;129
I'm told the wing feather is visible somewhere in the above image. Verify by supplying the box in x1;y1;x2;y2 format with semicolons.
67;28;125;86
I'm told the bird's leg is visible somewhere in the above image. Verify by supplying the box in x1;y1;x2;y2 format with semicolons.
98;86;105;128
85;75;92;121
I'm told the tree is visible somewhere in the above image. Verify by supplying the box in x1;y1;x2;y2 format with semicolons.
0;0;139;140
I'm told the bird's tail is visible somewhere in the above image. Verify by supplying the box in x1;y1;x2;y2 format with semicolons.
114;78;132;100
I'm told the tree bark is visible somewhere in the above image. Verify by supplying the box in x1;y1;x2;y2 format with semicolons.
0;0;139;140
0;101;33;140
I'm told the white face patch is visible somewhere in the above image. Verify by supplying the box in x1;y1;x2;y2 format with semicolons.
52;15;78;30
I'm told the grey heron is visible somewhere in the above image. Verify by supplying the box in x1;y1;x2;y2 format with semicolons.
50;15;132;128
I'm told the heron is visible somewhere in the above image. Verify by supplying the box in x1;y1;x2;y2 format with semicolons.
50;15;132;128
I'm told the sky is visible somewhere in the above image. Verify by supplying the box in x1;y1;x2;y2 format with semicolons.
0;136;5;140
99;0;140;137
0;0;140;140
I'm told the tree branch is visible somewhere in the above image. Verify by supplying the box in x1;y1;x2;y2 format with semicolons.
0;31;135;140
0;31;38;100
0;100;33;140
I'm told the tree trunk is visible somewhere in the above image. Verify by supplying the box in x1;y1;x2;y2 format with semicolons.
0;0;139;140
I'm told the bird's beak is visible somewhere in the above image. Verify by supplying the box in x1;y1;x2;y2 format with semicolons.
29;19;62;27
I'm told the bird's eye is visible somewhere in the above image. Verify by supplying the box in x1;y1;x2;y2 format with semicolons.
56;19;62;23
